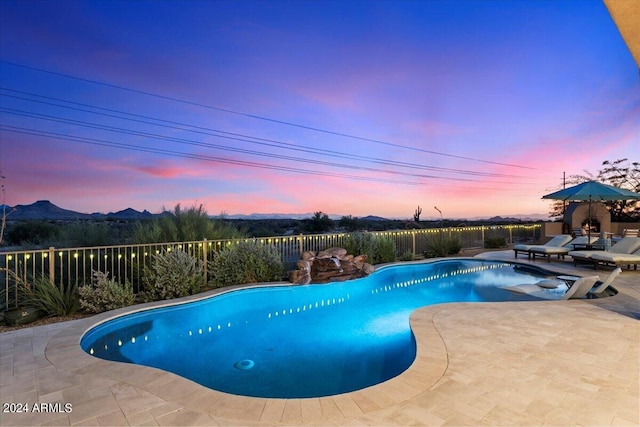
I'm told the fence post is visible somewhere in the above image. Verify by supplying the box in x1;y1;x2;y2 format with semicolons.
298;234;304;257
412;231;416;258
481;227;485;248
48;247;55;284
508;227;513;245
202;238;208;287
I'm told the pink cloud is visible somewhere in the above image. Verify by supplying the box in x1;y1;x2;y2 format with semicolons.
132;162;193;179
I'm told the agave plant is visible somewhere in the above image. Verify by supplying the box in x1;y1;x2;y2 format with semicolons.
1;268;79;317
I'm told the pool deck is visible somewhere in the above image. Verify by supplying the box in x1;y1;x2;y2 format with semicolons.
1;251;638;426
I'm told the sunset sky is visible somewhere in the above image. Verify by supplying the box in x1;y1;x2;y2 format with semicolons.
1;0;638;220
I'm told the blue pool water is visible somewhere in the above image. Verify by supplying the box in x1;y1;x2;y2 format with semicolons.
81;259;550;398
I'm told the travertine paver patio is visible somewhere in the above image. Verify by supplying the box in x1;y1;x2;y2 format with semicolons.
1;251;638;426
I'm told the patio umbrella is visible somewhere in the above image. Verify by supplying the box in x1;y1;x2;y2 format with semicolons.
542;180;640;239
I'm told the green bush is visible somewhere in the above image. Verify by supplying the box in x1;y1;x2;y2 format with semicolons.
398;250;415;261
0;269;79;316
344;232;376;261
132;204;243;243
57;222;114;247
344;232;396;264
425;233;462;257
484;236;507;248
142;250;204;301
208;241;283;287
79;271;135;313
23;275;79;317
374;237;396;264
6;221;60;246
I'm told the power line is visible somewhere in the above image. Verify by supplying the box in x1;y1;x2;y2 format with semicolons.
0;125;432;186
0;60;545;171
2;109;535;185
0;88;531;180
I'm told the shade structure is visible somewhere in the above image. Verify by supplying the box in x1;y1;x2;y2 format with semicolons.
542;180;640;202
542;181;640;239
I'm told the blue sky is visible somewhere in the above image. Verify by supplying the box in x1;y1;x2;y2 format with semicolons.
1;0;638;219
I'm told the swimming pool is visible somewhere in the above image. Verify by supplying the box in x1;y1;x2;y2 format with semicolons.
80;259;552;398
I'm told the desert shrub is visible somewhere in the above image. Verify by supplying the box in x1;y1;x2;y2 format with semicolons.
6;221;60;247
398;250;415;261
131;204;243;243
0;269;78;316
57;222;114;247
343;232;376;261
425;233;462;257
11;273;80;317
79;271;135;313
142;250;204;301
344;232;396;264
484;236;507;248
208;241;283;287
374;237;396;264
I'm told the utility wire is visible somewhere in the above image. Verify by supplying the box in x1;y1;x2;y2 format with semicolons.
0;88;526;179
0;95;530;181
3;110;534;184
0;125;433;186
0;60;545;170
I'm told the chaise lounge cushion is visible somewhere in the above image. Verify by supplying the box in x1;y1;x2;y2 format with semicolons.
590;248;640;266
514;235;573;258
568;236;640;263
528;236;597;256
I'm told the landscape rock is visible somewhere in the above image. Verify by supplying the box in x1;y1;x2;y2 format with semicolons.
316;247;347;259
288;247;374;284
301;251;316;260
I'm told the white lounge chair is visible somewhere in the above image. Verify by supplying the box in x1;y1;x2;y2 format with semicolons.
504;275;599;300
568;237;640;269
528;235;599;262
612;228;640;243
572;227;586;237
590;248;640;271
589;268;622;295
513;235;573;260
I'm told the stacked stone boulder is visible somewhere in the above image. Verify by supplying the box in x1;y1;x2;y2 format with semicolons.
289;247;375;285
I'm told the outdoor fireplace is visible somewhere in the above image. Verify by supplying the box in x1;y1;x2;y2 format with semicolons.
563;201;610;235
581;219;600;233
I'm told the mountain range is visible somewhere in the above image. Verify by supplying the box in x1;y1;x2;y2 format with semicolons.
1;200;155;221
1;200;548;222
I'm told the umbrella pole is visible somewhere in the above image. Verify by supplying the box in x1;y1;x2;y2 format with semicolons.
587;196;591;245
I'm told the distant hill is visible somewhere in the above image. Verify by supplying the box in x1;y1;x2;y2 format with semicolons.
5;200;155;221
102;207;155;220
3;201;547;222
360;215;388;221
8;200;93;221
221;213;346;220
486;214;548;222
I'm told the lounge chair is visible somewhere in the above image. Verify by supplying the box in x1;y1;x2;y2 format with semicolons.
590;248;640;271
513;235;573;259
528;235;599;262
572;227;586;237
503;275;599;300
589;268;622;295
612;228;640;243
567;236;640;269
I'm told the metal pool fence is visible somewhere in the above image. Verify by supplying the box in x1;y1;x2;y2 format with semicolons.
1;224;540;310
